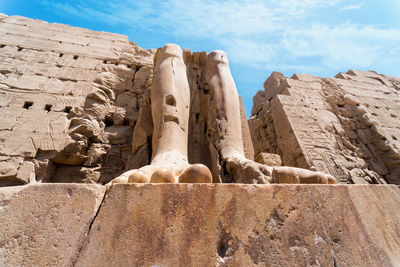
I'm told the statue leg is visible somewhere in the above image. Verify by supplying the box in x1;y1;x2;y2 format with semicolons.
108;44;212;186
203;50;336;184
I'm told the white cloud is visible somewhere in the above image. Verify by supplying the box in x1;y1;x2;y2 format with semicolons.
281;23;400;67
42;0;400;74
45;0;344;36
339;2;365;12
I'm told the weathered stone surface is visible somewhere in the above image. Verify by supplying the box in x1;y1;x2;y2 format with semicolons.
112;44;296;186
255;152;282;166
250;70;400;184
75;184;400;266
0;14;155;185
239;95;255;161
1;15;260;186
0;183;105;266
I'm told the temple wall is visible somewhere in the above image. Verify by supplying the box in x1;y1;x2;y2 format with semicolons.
0;14;156;186
249;70;400;184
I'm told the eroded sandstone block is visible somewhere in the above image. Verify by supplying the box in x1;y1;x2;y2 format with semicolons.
255;152;282;166
74;184;400;266
0;14;155;185
249;70;400;184
0;183;105;266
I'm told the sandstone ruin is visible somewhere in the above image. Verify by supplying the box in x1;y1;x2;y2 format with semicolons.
250;70;400;184
108;43;334;186
0;14;154;186
0;14;336;186
1;14;400;266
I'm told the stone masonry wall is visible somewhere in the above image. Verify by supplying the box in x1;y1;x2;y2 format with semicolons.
0;14;154;186
249;70;400;184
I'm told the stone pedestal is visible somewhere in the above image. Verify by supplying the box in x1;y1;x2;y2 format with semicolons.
0;184;105;266
1;184;400;266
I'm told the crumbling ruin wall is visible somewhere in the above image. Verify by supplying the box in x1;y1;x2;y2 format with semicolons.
249;70;400;184
0;14;252;186
0;14;155;186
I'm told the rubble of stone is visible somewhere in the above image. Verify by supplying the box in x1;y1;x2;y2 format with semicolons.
0;14;154;186
249;70;400;184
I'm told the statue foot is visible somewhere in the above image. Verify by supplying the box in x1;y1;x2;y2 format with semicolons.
271;166;336;184
224;156;336;184
224;156;272;184
106;162;212;186
178;164;213;183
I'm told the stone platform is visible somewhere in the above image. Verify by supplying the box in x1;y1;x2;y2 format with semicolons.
1;184;400;266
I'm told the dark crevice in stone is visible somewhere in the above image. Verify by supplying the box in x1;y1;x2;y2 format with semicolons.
64;106;72;113
104;118;114;127
217;226;236;264
217;231;232;258
44;104;52;112
23;101;33;109
122;118;130;126
165;95;176;106
71;187;108;266
164;115;179;124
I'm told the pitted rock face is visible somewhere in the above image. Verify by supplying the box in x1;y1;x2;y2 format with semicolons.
249;70;400;185
0;14;154;186
72;184;400;267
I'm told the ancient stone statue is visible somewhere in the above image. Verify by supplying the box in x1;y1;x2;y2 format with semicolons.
108;44;335;185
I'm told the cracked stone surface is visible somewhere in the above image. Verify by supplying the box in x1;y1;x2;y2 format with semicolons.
249;71;400;185
0;14;155;186
0;183;105;266
74;184;400;266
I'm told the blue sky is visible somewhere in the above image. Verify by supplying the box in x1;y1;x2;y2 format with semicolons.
1;0;399;116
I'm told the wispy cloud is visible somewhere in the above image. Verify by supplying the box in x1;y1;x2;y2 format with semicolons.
41;0;400;75
281;23;400;67
339;2;365;12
